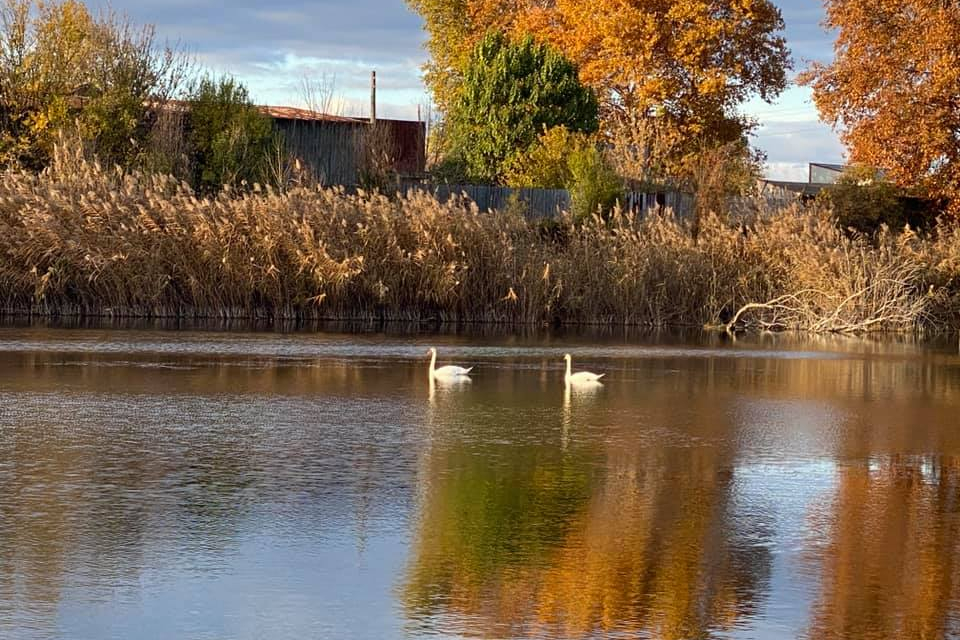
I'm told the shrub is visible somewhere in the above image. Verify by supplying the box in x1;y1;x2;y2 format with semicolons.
186;76;276;193
567;146;623;221
429;154;470;184
0;0;187;170
502;126;622;222
816;166;912;234
682;140;764;224
502;126;592;189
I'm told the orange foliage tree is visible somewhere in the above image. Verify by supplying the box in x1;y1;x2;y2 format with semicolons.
407;0;790;162
801;0;960;211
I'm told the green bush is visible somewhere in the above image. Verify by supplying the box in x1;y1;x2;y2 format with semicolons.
187;76;276;193
817;166;912;234
568;145;623;221
502;125;623;220
502;126;593;189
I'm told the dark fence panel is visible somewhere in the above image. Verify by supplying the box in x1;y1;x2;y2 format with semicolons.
402;183;696;219
408;184;571;219
623;191;695;218
275;118;426;187
276;119;364;187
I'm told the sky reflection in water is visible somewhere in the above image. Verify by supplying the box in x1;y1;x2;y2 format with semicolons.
1;327;959;639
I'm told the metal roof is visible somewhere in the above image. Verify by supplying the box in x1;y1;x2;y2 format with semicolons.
809;162;846;172
257;106;360;123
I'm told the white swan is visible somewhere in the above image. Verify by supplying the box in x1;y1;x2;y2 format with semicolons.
564;353;604;385
428;347;472;379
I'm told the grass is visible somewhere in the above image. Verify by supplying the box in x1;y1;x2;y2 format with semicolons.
1;145;959;332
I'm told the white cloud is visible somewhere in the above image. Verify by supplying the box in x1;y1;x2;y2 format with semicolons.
764;162;810;182
86;0;429;119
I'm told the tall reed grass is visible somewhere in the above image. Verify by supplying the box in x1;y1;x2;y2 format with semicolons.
1;146;958;332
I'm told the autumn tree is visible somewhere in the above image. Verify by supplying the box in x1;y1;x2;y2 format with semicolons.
517;1;788;140
801;1;960;212
444;32;598;183
405;0;519;111
407;0;790;171
0;0;187;169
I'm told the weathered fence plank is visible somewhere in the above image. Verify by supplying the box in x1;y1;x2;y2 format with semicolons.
401;183;697;219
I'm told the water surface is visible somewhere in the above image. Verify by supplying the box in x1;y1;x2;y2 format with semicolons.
1;326;960;639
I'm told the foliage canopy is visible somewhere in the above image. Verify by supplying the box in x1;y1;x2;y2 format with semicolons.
801;0;960;212
187;76;276;193
0;0;186;169
445;32;598;184
408;0;790;163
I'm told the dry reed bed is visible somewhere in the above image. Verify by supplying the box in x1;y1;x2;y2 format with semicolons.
1;149;958;331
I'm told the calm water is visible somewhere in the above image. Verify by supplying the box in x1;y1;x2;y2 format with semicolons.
1;326;960;640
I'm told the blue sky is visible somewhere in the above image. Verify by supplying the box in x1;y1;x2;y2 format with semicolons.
88;0;842;180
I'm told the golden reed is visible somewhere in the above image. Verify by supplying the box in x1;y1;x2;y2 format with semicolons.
1;145;957;332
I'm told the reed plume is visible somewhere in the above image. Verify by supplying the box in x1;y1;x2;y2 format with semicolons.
1;146;957;332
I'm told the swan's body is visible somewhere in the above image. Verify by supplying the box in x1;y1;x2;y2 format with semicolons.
564;353;604;384
428;347;472;379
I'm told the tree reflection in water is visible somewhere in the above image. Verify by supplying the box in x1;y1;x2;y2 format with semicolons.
806;455;960;640
403;409;774;639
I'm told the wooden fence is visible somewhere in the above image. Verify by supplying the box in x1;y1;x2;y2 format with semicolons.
404;184;571;218
401;183;697;219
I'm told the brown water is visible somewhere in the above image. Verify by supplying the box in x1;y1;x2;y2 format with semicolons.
1;326;960;640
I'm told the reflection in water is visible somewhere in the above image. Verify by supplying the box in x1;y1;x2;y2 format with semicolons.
403;404;772;639
0;328;960;639
806;456;960;640
429;374;473;403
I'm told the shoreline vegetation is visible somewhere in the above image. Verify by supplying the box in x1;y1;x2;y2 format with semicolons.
2;148;959;335
4;1;960;337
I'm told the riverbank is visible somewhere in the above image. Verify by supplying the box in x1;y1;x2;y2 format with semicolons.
2;151;959;332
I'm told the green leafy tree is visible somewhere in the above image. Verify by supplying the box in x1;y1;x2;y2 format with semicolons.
187;76;275;192
445;32;598;184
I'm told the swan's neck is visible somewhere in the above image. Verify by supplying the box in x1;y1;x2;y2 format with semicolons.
429;350;436;375
565;358;571;380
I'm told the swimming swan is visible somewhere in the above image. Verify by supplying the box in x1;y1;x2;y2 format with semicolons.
428;347;472;379
564;353;604;384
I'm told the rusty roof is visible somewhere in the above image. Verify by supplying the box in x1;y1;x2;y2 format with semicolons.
84;97;414;125
258;106;360;123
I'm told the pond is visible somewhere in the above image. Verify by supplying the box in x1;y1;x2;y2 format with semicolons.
1;325;959;640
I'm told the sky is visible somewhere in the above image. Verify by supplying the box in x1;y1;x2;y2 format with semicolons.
86;0;842;181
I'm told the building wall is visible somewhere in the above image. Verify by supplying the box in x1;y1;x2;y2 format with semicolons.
274;119;364;186
274;118;426;187
377;120;426;176
809;165;843;185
